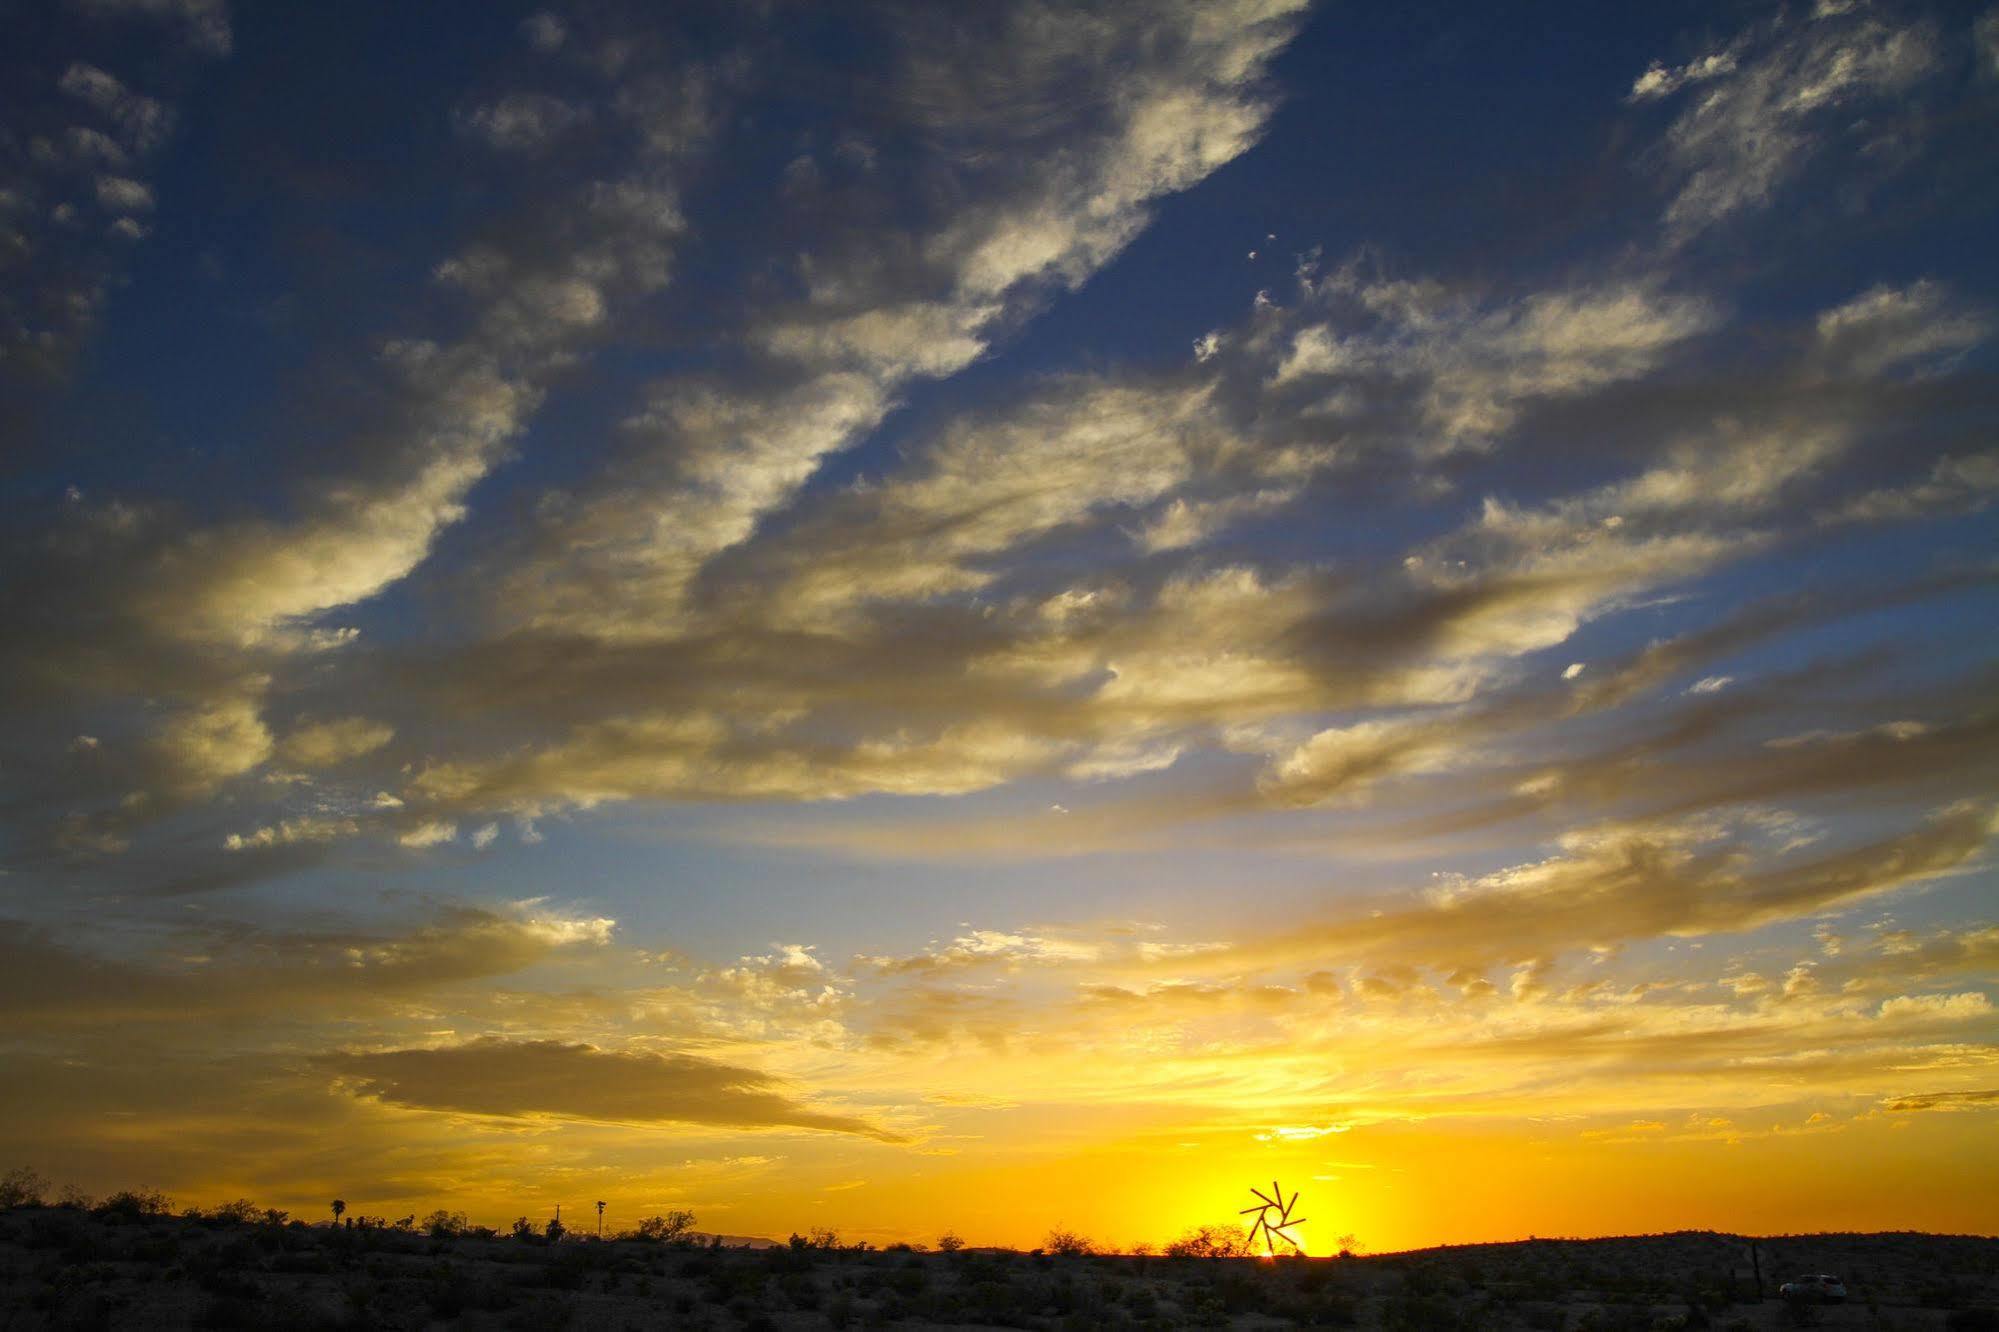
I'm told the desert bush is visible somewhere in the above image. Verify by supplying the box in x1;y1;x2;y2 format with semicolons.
779;1268;821;1309
421;1208;468;1238
501;1295;567;1332
1165;1223;1254;1259
207;1199;261;1225
94;1187;173;1220
1270;1288;1361;1326
0;1165;50;1207
537;1258;586;1291
1045;1228;1095;1256
193;1291;271;1330
632;1208;697;1241
937;1230;965;1253
1382;1293;1476;1331
1577;1308;1663;1331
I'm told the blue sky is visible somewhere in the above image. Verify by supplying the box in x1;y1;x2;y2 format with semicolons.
2;0;1996;1245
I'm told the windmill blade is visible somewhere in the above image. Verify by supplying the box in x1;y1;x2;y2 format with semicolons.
1248;1187;1278;1209
1239;1204;1270;1216
1284;1189;1299;1219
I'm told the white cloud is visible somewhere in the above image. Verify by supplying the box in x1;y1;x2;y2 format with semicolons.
151;695;271;793
520;11;567;53
278;717;394;768
1649;10;1939;236
1815;281;1989;377
1877;992;1992;1022
58;64;172;151
224;816;358;852
1627;50;1738;102
457;94;593;152
398;820;458;849
69;0;233;57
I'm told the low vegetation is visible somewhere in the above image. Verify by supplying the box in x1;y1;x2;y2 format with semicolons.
0;1169;1994;1328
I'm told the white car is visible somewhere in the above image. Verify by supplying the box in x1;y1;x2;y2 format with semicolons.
1779;1274;1847;1303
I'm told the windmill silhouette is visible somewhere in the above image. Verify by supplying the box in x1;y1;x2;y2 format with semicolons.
1240;1181;1306;1256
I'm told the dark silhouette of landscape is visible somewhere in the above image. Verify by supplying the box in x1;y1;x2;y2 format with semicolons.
2;1169;1995;1329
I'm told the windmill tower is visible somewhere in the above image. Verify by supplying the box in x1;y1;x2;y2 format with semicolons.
1240;1181;1306;1257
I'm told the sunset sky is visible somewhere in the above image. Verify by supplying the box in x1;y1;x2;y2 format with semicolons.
3;0;1996;1252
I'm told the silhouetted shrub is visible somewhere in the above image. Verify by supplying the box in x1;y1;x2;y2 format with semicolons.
1382;1293;1476;1331
93;1187;173;1221
644;1209;698;1241
0;1166;49;1208
1044;1228;1095;1256
421;1208;468;1238
1166;1223;1253;1259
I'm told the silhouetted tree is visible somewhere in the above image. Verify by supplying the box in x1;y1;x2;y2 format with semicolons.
936;1231;965;1253
1044;1228;1095;1256
331;1199;345;1227
94;1187;173;1220
423;1209;469;1239
512;1216;536;1242
545;1213;565;1243
635;1210;697;1242
596;1199;605;1238
1165;1223;1254;1258
0;1167;48;1208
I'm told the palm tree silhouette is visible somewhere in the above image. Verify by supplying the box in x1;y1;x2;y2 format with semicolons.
596;1200;606;1238
331;1199;345;1228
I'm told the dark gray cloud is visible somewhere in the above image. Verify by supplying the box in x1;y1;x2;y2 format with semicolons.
322;1037;903;1140
0;906;610;1028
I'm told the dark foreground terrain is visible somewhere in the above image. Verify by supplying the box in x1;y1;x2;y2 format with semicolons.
1;1207;1994;1330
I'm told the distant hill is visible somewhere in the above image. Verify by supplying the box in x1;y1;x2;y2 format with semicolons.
686;1230;779;1250
1;1207;1993;1329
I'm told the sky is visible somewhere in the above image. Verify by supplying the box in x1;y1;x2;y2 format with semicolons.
1;0;1996;1252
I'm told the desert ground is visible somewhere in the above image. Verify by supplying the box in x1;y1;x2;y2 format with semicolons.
1;1205;1994;1330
